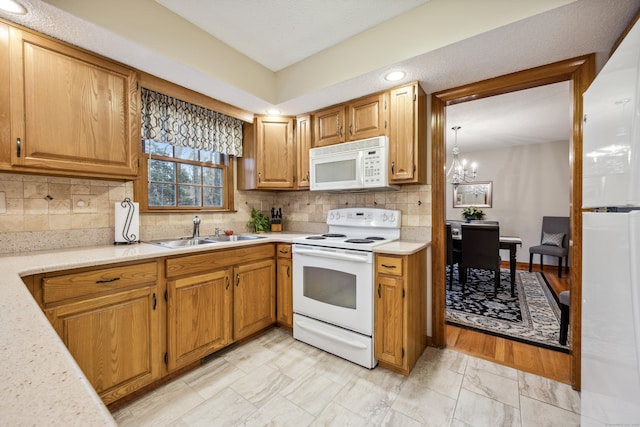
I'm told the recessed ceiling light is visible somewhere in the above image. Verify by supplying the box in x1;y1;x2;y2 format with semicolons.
0;0;27;14
267;108;281;115
384;71;406;82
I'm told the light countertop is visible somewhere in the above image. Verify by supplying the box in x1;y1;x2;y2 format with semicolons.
0;233;429;425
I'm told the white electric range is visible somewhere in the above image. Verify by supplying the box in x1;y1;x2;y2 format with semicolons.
291;208;401;368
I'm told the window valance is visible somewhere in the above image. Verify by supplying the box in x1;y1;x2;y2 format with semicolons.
141;88;243;157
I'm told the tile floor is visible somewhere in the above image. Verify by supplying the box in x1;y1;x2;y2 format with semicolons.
112;328;581;426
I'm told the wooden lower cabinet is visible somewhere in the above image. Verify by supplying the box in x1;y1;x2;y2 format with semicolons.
28;244;279;405
40;261;162;405
234;258;276;340
276;243;293;329
374;250;427;375
167;268;233;371
165;244;276;366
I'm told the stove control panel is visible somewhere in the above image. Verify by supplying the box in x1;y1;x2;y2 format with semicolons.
327;208;401;229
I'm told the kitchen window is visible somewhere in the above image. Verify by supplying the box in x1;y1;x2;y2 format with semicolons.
142;140;232;210
138;87;243;212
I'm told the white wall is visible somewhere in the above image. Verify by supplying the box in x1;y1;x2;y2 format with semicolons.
446;140;570;264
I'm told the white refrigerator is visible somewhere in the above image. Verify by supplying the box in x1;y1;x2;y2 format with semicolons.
581;17;640;426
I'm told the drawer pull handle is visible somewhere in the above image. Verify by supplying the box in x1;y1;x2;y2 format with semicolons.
381;264;396;269
279;249;288;254
96;277;121;284
16;138;21;158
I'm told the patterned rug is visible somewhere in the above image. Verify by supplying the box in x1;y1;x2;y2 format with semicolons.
445;266;569;353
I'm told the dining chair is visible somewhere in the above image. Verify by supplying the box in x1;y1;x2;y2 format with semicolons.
460;224;501;296
446;223;462;289
528;216;570;278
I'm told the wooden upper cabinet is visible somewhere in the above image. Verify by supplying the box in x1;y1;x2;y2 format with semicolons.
0;22;10;169
296;114;311;189
238;115;295;189
312;93;388;148
388;83;426;184
346;93;387;141
312;105;346;147
8;26;139;178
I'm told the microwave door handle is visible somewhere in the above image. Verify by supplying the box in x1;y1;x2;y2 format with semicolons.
294;248;369;263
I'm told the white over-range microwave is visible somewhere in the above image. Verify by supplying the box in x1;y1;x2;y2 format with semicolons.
309;136;398;192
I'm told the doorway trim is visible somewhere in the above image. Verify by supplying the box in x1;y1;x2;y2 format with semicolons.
430;55;594;389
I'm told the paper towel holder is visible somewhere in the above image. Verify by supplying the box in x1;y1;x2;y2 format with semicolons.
115;197;139;245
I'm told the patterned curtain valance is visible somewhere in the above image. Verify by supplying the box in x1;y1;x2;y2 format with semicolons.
141;88;243;157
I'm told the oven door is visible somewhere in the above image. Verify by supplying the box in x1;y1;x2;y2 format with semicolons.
292;244;373;335
310;149;363;191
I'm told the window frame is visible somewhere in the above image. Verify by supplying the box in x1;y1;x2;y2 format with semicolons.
137;146;235;213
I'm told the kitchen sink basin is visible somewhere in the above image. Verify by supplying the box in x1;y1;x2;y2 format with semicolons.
145;238;219;249
204;235;266;242
145;235;265;249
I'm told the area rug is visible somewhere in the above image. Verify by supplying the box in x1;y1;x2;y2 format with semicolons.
445;267;569;353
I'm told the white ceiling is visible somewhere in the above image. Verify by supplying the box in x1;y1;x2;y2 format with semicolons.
446;81;571;152
155;0;432;72
0;0;638;150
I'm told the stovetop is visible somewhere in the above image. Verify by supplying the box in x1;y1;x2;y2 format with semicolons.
292;208;401;251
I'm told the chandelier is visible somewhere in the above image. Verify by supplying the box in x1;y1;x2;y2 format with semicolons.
446;126;477;188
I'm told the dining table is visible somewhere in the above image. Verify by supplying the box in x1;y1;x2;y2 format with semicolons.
452;233;523;296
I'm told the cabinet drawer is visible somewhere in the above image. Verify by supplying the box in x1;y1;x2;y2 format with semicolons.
43;262;158;305
276;243;291;258
377;255;403;276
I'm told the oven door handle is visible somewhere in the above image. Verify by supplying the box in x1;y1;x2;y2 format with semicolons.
294;248;370;263
296;318;368;349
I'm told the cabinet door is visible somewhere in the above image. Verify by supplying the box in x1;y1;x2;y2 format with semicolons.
296;114;312;189
256;116;295;188
0;22;10;169
388;83;420;183
374;275;404;367
9;27;139;178
276;256;293;328
313;105;346;147
47;286;161;405
167;268;233;371
234;258;276;340
347;93;387;141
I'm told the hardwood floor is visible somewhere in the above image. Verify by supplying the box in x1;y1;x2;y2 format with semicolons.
446;264;572;385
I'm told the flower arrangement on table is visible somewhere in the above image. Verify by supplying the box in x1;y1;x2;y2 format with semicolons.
462;206;485;221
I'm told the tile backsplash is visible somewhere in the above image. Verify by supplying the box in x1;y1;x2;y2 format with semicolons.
0;173;432;254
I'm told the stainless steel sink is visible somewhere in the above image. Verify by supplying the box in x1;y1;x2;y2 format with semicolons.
204;235;266;242
145;238;219;249
145;234;265;249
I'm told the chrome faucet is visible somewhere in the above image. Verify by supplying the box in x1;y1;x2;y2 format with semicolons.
192;216;200;238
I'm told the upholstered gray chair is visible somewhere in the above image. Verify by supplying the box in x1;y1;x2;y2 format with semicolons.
528;216;570;278
460;224;501;296
446;223;462;289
